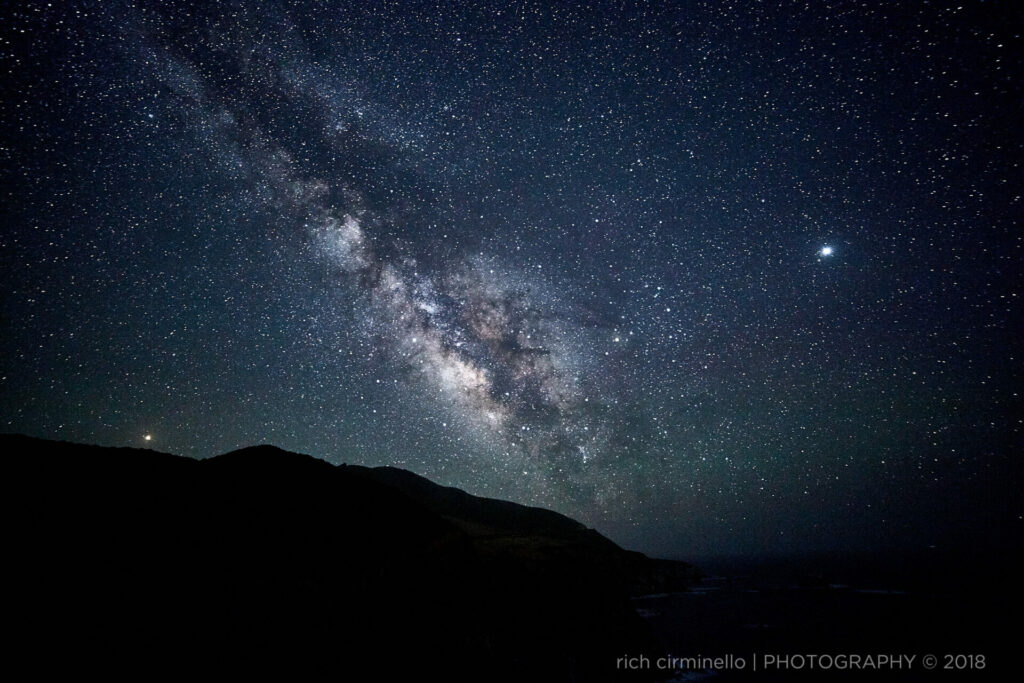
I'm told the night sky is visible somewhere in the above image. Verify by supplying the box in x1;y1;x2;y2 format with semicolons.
2;0;1020;558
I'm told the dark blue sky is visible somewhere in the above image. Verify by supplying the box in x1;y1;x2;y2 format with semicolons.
2;0;1020;558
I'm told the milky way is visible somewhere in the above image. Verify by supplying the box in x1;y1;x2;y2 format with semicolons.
1;0;1020;557
129;3;620;508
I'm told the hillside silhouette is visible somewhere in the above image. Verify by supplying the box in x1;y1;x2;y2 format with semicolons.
4;434;695;681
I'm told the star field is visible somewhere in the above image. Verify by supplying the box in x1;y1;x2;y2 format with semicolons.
1;0;1020;557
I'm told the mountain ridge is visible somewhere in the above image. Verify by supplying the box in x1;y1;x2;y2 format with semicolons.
2;433;693;682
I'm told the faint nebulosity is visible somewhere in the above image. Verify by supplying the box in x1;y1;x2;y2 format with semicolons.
1;1;1020;557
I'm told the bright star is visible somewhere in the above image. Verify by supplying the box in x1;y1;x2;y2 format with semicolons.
819;246;834;257
144;434;152;441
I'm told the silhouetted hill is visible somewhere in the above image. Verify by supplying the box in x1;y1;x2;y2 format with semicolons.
3;434;689;682
352;464;606;538
349;464;699;595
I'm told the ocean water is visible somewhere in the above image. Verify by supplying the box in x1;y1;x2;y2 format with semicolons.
630;551;1015;682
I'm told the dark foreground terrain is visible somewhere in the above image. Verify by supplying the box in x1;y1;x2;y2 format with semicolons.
2;435;695;681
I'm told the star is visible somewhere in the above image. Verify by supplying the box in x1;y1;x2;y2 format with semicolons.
144;434;153;442
819;246;834;257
